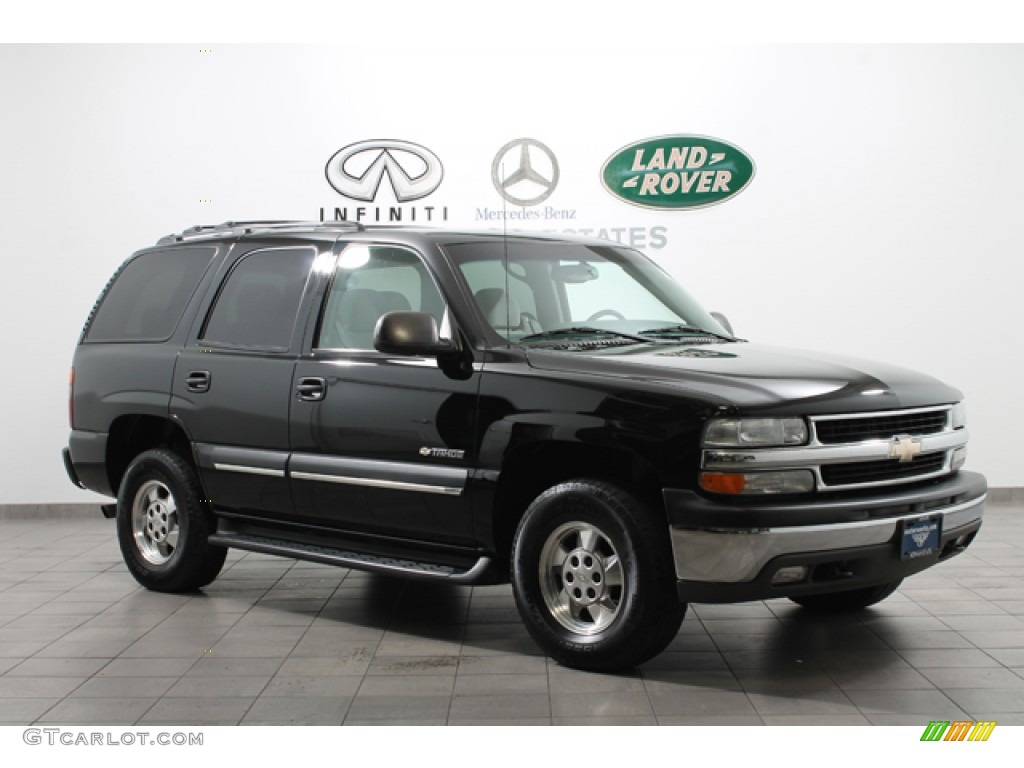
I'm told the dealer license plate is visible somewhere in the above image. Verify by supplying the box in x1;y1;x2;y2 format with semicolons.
901;516;942;560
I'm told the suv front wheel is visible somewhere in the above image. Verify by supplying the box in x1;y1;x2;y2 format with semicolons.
511;479;686;672
116;448;226;593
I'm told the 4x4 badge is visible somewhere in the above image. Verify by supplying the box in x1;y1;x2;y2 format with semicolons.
325;140;444;202
419;447;465;460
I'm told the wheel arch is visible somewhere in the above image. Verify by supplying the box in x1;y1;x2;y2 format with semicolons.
488;436;666;572
106;415;196;497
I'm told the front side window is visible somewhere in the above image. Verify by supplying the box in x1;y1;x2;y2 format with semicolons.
317;244;446;351
202;247;316;349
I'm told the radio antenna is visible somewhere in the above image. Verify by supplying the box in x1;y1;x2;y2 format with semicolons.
501;162;511;349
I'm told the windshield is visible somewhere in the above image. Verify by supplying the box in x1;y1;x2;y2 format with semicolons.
444;241;729;344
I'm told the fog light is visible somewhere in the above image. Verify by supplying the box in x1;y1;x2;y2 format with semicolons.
951;446;967;471
700;470;815;495
772;566;809;585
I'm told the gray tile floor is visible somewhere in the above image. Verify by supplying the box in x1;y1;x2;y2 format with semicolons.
1;502;1022;726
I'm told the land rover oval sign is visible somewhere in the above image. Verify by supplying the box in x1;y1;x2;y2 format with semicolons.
601;135;755;210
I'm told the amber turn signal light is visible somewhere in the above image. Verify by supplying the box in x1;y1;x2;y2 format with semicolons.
699;473;746;494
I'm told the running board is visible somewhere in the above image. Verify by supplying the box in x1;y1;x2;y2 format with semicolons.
208;532;493;584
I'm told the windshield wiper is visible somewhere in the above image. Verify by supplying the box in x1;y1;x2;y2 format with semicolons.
519;326;654;344
639;324;740;342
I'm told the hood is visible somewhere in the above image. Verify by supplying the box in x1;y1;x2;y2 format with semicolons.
524;341;962;415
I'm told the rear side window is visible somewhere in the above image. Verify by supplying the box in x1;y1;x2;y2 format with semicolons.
86;247;215;342
201;247;316;350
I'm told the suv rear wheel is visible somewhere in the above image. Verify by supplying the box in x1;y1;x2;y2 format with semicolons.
116;448;226;593
511;479;686;672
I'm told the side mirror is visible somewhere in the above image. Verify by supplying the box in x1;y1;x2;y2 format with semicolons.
373;311;455;356
710;311;734;336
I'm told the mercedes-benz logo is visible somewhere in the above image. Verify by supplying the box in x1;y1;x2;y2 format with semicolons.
491;138;560;206
325;140;444;202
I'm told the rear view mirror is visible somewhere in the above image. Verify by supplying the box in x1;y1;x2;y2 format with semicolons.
551;261;599;284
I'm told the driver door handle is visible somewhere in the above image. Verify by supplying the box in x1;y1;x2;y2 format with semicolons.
296;377;326;401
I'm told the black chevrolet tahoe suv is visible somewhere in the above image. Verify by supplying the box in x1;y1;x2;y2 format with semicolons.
64;221;987;671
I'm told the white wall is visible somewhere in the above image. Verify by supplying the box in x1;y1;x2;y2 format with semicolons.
1;44;1021;503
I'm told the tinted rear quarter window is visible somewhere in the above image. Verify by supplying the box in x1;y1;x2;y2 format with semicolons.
86;247;216;342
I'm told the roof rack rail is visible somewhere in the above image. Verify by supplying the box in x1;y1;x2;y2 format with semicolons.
157;219;365;245
316;220;367;229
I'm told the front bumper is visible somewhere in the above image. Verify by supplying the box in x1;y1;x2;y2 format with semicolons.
665;470;986;603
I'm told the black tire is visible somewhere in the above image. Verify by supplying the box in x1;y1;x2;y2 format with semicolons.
511;479;686;672
789;579;903;612
116;448;227;593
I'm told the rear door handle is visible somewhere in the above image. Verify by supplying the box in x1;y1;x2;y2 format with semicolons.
296;377;326;401
186;370;211;393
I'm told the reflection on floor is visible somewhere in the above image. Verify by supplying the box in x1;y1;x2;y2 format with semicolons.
1;503;1022;725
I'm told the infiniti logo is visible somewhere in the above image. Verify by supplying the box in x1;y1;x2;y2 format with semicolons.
491;138;559;206
325;140;444;202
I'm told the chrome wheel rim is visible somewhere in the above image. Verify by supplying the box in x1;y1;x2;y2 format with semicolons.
539;521;624;635
131;480;179;565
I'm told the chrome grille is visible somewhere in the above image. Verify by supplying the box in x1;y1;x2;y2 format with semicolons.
815;409;948;444
702;405;967;494
820;452;947;487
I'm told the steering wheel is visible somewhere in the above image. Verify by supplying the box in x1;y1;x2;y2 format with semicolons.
586;309;625;322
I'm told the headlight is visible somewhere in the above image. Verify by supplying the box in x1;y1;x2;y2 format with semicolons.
951;401;967;430
703;417;808;447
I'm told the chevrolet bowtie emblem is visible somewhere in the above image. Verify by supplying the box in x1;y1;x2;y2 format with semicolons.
890;435;923;463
